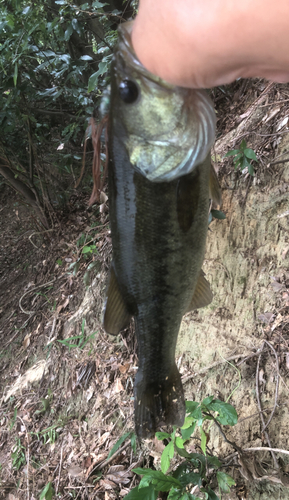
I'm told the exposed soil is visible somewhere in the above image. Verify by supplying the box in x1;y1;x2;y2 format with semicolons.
1;79;289;500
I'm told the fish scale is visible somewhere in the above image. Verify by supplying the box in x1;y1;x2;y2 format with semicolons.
103;21;221;438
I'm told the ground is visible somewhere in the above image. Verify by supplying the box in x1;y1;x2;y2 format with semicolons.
1;79;289;499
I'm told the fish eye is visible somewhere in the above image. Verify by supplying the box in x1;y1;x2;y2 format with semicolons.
119;80;139;104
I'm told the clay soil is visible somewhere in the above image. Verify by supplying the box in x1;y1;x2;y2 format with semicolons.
1;79;289;500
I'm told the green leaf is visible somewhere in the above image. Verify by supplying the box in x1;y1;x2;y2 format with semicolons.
241;156;250;170
240;139;247;150
201;486;219;500
202;396;214;406
82;246;92;253
175;446;194;459
13;63;18;87
179;471;201;487
216;471;235;493
168;489;183;500
200;427;207;455
169;491;200;500
224;149;240;157
64;24;73;41
207;399;238;426
175;436;184;449
92;0;106;7
39;482;55;500
124;484;158;500
210;209;226;220
71;18;82;36
133;469;182;492
244;148;258;161
206;455;221;468
248;163;254;176
185;401;199;413
234;158;242;169
161;440;174;473
88;71;99;92
108;431;131;459
80;55;93;61
155;431;171;440
181;422;196;441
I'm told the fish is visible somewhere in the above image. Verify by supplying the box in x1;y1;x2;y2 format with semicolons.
103;21;221;438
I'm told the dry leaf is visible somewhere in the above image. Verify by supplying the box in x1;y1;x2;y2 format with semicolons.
106;465;132;485
259;368;266;385
23;333;31;349
99;432;110;447
4;360;50;402
56;297;69;313
258;312;275;324
118;363;130;374
100;478;115;490
271;281;285;292
68;465;84;477
114;378;124;393
100;191;108;204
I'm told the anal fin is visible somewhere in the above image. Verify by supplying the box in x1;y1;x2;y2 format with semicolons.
103;266;131;335
186;269;213;312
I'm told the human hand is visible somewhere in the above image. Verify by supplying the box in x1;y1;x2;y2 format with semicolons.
132;0;289;89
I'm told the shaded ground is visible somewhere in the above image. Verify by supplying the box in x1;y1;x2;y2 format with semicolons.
1;79;289;499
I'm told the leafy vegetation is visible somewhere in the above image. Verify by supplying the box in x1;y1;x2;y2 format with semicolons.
225;140;258;176
0;0;123;224
123;397;237;500
11;438;26;470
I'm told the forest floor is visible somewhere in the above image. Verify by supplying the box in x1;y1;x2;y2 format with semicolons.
1;79;289;500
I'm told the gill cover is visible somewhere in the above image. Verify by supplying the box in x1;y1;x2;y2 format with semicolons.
113;21;216;182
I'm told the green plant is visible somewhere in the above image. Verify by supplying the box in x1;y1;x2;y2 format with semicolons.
107;430;137;460
225;140;258;176
34;388;53;416
39;482;55;500
124;397;237;500
208;209;226;225
11;438;26;470
9;408;17;430
57;319;97;351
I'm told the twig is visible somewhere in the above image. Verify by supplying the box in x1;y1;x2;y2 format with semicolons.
182;353;252;383
28;228;54;249
56;445;63;495
238;403;287;424
255;343;279;468
243;447;289;456
206;413;242;454
96;441;131;471
262;340;279;432
271;159;289;166
17;415;30;500
19;278;56;315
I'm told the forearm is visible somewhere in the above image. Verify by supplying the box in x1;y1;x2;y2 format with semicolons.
132;0;289;88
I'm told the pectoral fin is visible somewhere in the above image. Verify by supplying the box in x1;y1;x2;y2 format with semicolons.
186;270;213;312
103;266;131;335
209;164;222;207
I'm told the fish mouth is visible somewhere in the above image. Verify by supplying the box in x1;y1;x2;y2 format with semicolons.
113;21;216;182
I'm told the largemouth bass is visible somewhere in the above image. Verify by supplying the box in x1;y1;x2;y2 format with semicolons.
103;22;221;438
